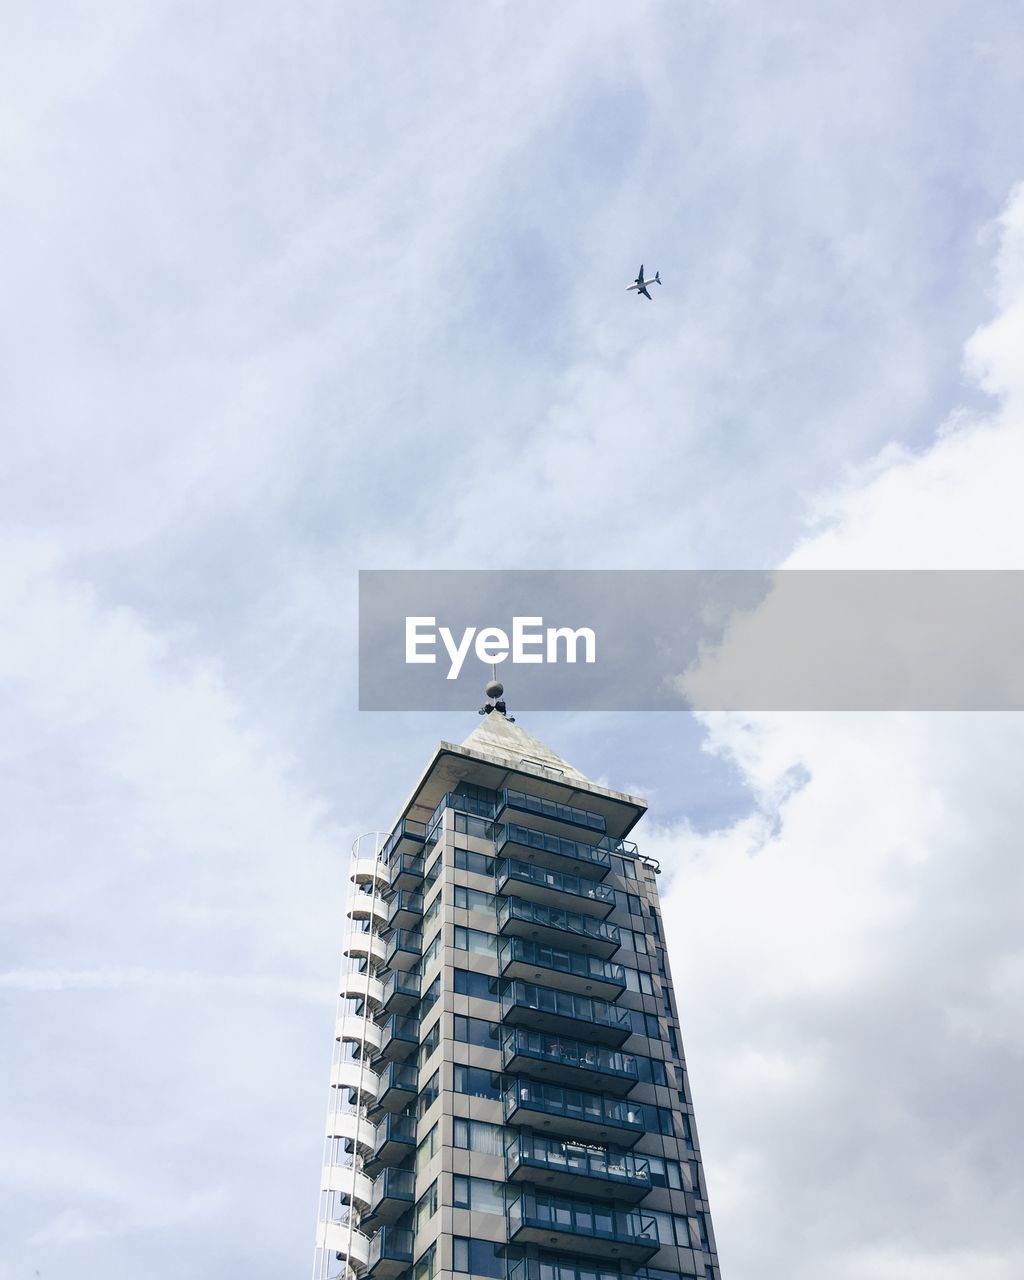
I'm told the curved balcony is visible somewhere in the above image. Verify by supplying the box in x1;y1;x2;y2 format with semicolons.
386;891;424;931
321;1163;375;1211
500;981;632;1047
330;1060;381;1105
497;897;621;959
371;1014;419;1065
501;1028;639;1096
496;860;615;919
339;972;385;1010
506;1188;659;1262
351;855;390;892
495;822;613;880
348;895;389;928
344;930;387;967
367;1060;418;1116
325;1107;376;1157
383;928;421;972
365;1226;414;1279
498;937;626;1000
505;1131;651;1203
336;1014;384;1055
503;1078;645;1148
362;1167;416;1227
315;1221;371;1271
363;1111;417;1177
380;969;420;1017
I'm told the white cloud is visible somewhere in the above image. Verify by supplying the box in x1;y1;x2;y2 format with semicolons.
653;184;1024;1279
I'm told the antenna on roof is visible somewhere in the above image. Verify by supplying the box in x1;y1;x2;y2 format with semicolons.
478;666;515;722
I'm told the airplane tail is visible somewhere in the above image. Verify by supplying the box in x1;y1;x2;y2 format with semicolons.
655;271;661;285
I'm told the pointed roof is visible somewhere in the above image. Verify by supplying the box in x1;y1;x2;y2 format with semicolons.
389;714;647;840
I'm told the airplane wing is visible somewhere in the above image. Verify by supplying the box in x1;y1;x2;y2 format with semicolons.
638;283;652;300
636;264;644;284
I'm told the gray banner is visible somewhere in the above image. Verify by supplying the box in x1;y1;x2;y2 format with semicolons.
358;570;1024;711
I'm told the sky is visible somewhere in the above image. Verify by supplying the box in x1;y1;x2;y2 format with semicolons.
2;2;1024;1278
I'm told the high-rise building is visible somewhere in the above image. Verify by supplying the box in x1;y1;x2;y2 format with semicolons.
314;705;721;1280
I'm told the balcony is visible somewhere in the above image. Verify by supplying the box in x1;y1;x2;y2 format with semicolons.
371;1014;419;1065
498;937;626;1000
380;969;420;1017
368;1060;418;1116
366;1226;414;1279
387;891;424;931
389;853;425;894
495;860;615;919
383;928;422;972
505;1131;651;1203
501;1028;639;1096
497;788;607;839
364;1111;417;1177
503;1078;645;1148
506;1188;659;1262
362;1167;416;1227
495;823;613;880
380;819;427;864
500;981;632;1047
497;897;621;959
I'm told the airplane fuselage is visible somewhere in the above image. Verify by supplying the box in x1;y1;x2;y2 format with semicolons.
627;279;657;290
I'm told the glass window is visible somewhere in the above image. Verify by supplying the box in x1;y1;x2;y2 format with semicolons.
453;1118;505;1155
416;1124;438;1173
454;885;496;913
413;1243;436;1280
417;1070;439;1118
454;926;496;955
453;1238;504;1278
452;1175;504;1214
453;969;500;1001
454;846;496;876
415;1180;438;1231
423;891;442;930
453;1065;504;1099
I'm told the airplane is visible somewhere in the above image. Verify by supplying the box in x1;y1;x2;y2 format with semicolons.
627;264;661;299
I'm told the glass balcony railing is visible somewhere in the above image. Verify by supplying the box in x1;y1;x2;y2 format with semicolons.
383;929;422;971
495;824;614;879
380;820;426;864
499;789;607;835
366;1226;414;1277
495;860;615;918
388;853;425;892
500;981;632;1046
501;1027;639;1095
505;1131;651;1201
386;891;424;929
365;1167;416;1225
379;969;420;1015
506;1188;659;1261
496;897;621;958
368;1060;418;1115
373;1014;420;1062
503;1078;646;1146
498;937;626;997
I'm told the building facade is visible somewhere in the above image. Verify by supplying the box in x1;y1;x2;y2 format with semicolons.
314;711;721;1280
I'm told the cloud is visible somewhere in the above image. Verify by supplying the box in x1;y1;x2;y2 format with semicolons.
653;183;1024;1279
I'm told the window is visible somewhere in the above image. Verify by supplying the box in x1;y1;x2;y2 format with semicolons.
646;1155;683;1190
421;931;443;971
454;926;496;955
454;846;496;876
417;1070;439;1117
681;1113;694;1149
623;968;654;996
648;905;661;938
454;885;496;913
423;891;442;930
453;1117;506;1155
421;975;441;1015
688;1161;701;1196
415;1180;438;1231
627;894;642;916
452;1175;505;1214
453;1237;505;1278
413;1243;436;1280
453;969;500;1001
424;855;442;887
453;1065;504;1099
667;1025;680;1056
696;1212;709;1248
454;813;495;840
416;1123;439;1173
453;1015;501;1048
418;1019;440;1067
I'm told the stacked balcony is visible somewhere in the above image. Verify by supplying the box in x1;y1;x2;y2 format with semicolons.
383;928;421;972
379;969;420;1017
368;1060;418;1116
386;890;423;931
497;897;621;959
363;1111;416;1178
379;819;427;864
503;1078;646;1148
495;823;614;881
495;860;616;919
501;1028;639;1095
505;1131;652;1203
389;854;425;894
362;1167;416;1227
365;1225;414;1279
498;937;626;1000
495;789;608;839
500;981;632;1048
372;1014;419;1065
505;1187;659;1262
